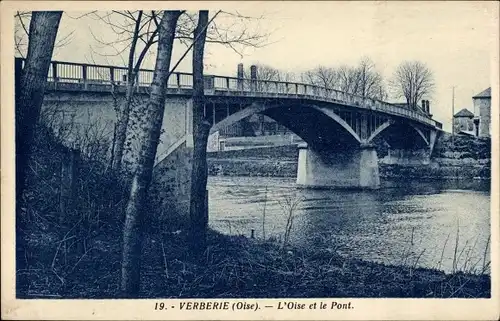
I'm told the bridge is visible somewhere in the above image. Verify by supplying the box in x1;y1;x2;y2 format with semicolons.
17;58;442;217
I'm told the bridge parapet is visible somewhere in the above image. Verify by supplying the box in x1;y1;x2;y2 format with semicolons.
16;57;442;129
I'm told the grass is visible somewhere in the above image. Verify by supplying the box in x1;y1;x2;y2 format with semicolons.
17;221;491;299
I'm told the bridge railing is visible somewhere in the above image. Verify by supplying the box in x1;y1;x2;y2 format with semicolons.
16;58;441;128
208;75;441;128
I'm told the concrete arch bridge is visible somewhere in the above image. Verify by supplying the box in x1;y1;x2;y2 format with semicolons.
19;59;442;216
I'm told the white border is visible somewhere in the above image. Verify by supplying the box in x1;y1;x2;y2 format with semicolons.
1;2;499;320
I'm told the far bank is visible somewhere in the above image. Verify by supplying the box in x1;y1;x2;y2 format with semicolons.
207;133;491;180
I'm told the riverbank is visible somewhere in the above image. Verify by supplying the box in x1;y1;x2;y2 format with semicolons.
207;135;491;179
18;223;490;298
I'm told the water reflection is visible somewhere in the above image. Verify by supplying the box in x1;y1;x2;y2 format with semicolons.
207;176;490;274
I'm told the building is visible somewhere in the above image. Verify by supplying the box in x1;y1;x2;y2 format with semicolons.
472;87;491;137
453;108;475;136
219;114;290;137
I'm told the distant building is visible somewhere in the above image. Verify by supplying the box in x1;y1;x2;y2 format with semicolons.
453;108;475;136
219;114;290;137
472;87;491;137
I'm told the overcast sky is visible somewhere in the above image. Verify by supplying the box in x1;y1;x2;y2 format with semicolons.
19;2;498;131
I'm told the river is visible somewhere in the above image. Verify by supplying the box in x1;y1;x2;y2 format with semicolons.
207;176;491;274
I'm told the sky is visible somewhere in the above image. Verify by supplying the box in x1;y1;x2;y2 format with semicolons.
16;1;499;131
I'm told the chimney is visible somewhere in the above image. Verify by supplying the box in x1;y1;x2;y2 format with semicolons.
421;100;426;112
250;65;257;92
237;63;244;90
250;65;257;80
237;63;244;79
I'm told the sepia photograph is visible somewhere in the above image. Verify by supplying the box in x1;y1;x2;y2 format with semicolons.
1;1;499;320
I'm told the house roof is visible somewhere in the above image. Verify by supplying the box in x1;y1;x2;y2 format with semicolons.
473;87;491;99
454;108;474;118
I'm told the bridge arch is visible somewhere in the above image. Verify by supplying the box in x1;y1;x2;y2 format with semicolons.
367;120;393;143
210;102;362;146
409;124;430;146
305;104;362;143
364;119;431;148
210;103;267;135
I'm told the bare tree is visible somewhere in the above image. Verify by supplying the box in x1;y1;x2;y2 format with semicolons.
90;10;270;61
15;10;63;271
102;11;159;172
189;10;211;257
15;11;73;58
253;64;280;81
354;57;386;100
390;60;435;110
301;58;387;100
248;64;296;83
177;11;270;57
120;10;182;297
301;65;339;89
88;10;270;171
337;64;359;94
16;11;63;200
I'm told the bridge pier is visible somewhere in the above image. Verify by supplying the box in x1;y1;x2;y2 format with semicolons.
297;143;380;189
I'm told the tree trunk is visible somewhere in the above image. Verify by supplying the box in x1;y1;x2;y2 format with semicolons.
120;10;182;297
112;11;142;173
15;11;62;274
112;78;136;172
16;11;62;206
189;11;210;258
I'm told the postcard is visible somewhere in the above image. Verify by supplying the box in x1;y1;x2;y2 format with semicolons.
1;1;499;320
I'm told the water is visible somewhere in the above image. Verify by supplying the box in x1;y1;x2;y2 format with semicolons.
207;176;491;274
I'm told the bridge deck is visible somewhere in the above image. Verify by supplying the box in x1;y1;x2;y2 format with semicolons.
16;58;442;129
